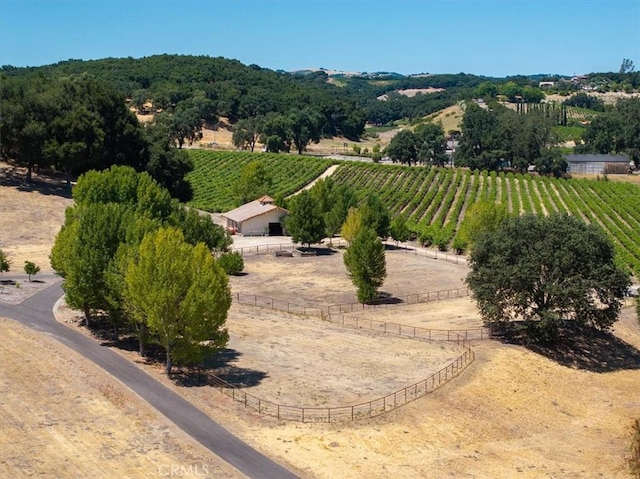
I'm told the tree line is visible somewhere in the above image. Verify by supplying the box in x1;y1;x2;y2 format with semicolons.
1;74;193;200
49;166;236;374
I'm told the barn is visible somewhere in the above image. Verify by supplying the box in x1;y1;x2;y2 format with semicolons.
564;153;631;175
221;196;289;236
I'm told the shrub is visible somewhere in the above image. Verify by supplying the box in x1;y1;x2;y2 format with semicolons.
218;252;244;275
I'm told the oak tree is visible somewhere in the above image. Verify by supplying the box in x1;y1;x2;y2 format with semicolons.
466;213;630;342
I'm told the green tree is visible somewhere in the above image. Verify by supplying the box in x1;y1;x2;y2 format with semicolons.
455;200;510;253
155;105;202;149
466;213;630;343
310;178;357;244
285;190;325;248
415;122;448;166
143;121;194;201
386;129;418;165
232;116;264;152
261;113;293;153
288;108;322;154
218;251;244;275
390;214;411;245
0;250;10;272
534;148;567;177
124;227;231;374
582;98;640;165
23;261;40;282
360;193;391;239
344;227;387;303
51;202;135;326
341;207;362;245
457;103;502;171
232;160;273;206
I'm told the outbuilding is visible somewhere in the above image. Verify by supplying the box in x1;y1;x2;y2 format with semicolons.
563;153;631;175
221;196;289;236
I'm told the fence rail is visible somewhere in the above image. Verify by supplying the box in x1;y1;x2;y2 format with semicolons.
328;313;492;341
233;286;478;323
230;238;468;267
325;287;471;315
205;338;475;423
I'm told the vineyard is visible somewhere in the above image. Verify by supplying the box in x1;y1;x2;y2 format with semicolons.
186;150;335;212
330;163;640;277
185;152;640;278
553;125;585;143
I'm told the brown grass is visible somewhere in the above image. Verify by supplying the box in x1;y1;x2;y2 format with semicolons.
0;317;243;478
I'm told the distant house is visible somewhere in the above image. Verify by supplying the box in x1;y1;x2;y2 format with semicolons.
539;81;555;89
563;154;631;175
221;196;289;236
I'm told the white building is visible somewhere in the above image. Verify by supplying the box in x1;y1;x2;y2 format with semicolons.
221;196;289;236
563;154;631;175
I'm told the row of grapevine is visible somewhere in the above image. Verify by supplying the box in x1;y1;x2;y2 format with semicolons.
329;162;640;276
185;154;640;276
186;150;334;212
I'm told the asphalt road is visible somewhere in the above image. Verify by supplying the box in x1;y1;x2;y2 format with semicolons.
0;279;300;479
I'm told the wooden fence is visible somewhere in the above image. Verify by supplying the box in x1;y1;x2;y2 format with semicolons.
230;239;468;267
327;313;492;341
205;335;475;423
325;287;471;315
233;287;477;320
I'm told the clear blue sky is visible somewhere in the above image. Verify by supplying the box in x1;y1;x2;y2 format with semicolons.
1;0;638;77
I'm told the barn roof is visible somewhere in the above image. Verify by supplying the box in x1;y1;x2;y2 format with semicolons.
563;153;630;163
221;198;288;223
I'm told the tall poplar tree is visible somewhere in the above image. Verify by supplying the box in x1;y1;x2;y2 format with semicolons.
344;227;387;303
124;227;231;374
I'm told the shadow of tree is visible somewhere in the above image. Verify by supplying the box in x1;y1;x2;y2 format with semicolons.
496;322;640;373
369;291;404;306
526;330;640;373
203;348;269;388
1;162;72;199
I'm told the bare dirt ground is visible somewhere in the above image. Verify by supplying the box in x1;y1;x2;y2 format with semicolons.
0;317;243;479
0;161;72;272
2;165;640;478
229;248;468;309
221;304;462;405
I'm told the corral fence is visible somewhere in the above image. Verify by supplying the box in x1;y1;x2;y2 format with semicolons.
327;313;492;342
234;292;325;317
204;334;476;423
230;238;467;267
233;287;475;319
326;287;471;315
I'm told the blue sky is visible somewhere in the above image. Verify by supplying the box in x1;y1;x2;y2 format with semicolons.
1;0;638;76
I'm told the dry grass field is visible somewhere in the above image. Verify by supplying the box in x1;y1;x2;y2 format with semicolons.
2;162;639;478
0;317;243;479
